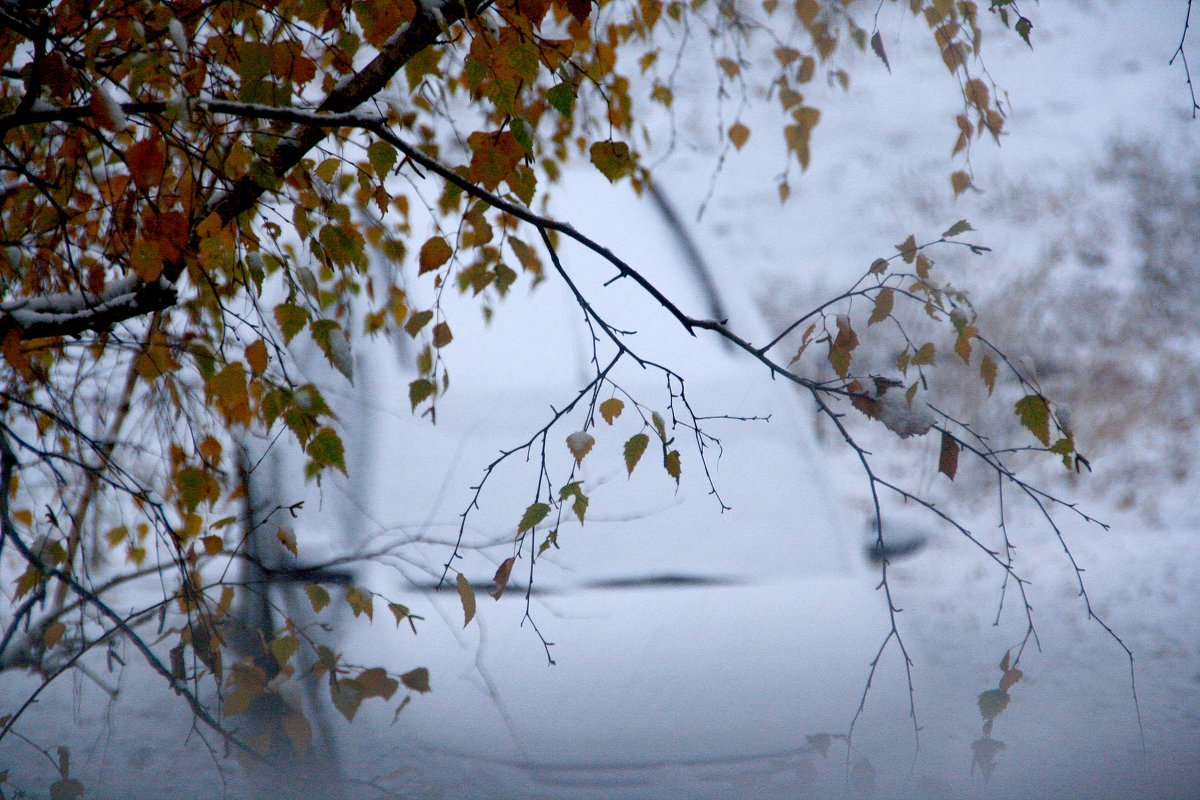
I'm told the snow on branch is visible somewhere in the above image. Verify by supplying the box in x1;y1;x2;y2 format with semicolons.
0;276;176;339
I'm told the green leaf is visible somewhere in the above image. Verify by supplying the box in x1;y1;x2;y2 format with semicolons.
942;219;975;237
1015;15;1033;47
345;587;373;619
978;688;1011;721
510;116;534;155
367;140;397;178
664;450;681;484
1049;437;1074;456
559;481;588;524
537;529;558;556
517;501;551;534
405;309;433;337
388;603;411;627
274;303;309;345
546;82;576;118
408;378;434;410
589;141;633;182
624;433;650;475
911;342;937;366
50;779;84;800
305;584;331;613
828;346;850;378
507;42;541;83
307;427;347;475
1014;394;1051;446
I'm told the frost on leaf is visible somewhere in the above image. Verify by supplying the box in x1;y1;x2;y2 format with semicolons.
566;430;595;465
312;321;354;384
90;85;127;130
860;379;934;439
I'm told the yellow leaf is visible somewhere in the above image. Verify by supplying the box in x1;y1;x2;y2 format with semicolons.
15;565;42;599
795;0;819;26
345;587;374;620
270;634;299;666
201;535;223;555
130;240;163;282
599;397;624;424
728;122;750;150
276;526;297;557
305;584;330;613
981;353;997;394
663;450;681;484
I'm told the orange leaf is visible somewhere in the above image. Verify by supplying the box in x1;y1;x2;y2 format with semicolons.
245;339;269;376
418;237;452;275
491;557;516;600
2;329;32;381
128;137;166;193
938;431;959;480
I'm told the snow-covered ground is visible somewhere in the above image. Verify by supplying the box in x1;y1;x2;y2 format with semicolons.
3;2;1199;798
